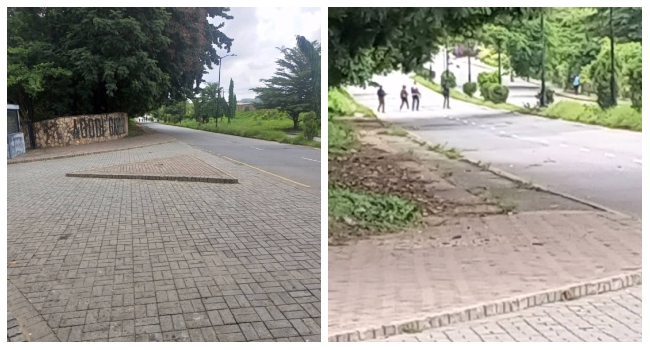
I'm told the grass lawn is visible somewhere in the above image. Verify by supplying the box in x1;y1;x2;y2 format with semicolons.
414;75;641;132
163;109;320;148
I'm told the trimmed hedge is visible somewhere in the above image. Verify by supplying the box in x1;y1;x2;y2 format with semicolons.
488;84;509;104
463;82;478;97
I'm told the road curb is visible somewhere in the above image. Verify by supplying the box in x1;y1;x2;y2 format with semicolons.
400;130;635;221
65;172;239;184
458;156;635;220
328;270;642;342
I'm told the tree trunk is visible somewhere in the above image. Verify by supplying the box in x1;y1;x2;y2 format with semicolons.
293;116;299;130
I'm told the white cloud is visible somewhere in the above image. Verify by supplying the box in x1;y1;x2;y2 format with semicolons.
204;7;321;99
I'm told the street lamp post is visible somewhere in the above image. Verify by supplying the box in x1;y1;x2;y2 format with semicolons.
609;7;617;107
539;12;546;107
216;54;236;125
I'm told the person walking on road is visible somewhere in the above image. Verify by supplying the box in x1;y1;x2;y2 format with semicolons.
411;82;421;111
377;85;386;113
400;85;410;111
573;74;581;95
442;82;451;109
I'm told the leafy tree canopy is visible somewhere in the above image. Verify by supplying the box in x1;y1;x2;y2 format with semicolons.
252;37;320;130
328;7;541;87
8;7;233;121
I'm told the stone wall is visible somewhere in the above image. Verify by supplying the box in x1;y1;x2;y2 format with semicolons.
21;113;128;149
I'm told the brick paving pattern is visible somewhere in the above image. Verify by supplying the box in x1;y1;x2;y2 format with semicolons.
328;211;641;337
67;155;237;184
382;286;641;342
7;312;27;342
8;132;175;164
7;140;320;342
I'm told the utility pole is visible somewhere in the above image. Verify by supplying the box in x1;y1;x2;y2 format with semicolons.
609;7;617;106
215;53;236;125
497;40;502;85
539;12;546;107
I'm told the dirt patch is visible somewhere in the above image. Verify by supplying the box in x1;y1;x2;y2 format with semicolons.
328;118;593;243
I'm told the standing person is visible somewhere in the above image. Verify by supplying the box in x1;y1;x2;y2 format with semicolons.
377;85;386;113
411;82;421;111
573;74;580;95
442;82;450;109
400;85;409;111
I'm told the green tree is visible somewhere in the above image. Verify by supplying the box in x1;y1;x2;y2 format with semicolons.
328;7;541;87
296;35;321;117
227;78;236;123
251;39;320;130
7;7;234;122
587;7;642;44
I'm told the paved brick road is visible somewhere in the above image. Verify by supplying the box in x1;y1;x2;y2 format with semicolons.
382;286;641;342
7;140;320;342
8;132;174;164
329;211;641;337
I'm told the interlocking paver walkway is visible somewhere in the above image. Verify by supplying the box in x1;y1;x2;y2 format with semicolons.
328;211;641;337
383;286;642;342
7;140;320;342
8;132;174;164
67;155;237;183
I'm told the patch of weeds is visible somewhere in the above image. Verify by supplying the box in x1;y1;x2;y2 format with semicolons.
329;120;357;154
445;147;462;159
427;143;463;160
328;187;421;233
378;127;409;137
401;328;423;334
483;192;517;213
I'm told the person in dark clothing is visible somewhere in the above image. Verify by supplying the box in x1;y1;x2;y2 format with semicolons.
400;85;409;111
377;86;386;113
411;82;421;111
442;83;451;109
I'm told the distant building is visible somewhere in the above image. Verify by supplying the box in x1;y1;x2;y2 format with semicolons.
236;103;255;111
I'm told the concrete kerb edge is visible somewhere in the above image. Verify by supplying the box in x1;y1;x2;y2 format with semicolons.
400;130;634;221
328;270;642;342
7;140;175;165
65;172;238;184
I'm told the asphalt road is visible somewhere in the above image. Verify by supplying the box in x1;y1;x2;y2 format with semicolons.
348;72;642;218
429;52;594;108
144;122;321;196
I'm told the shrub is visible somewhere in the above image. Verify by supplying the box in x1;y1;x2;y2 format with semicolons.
300;111;319;140
624;54;642;111
462;82;478;97
480;82;495;101
440;71;457;89
488;84;509;104
477;71;499;88
536;89;555;105
596;80;619;109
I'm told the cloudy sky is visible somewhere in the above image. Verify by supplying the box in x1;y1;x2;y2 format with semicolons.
204;7;321;100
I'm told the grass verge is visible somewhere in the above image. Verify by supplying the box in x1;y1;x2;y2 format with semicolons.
162;110;320;148
328;187;421;233
128;118;145;137
414;75;641;132
329;87;376;118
